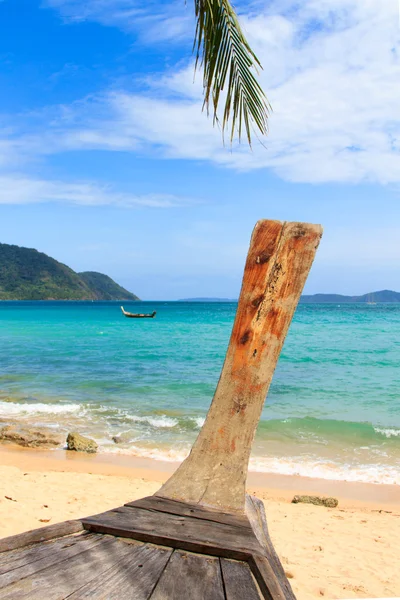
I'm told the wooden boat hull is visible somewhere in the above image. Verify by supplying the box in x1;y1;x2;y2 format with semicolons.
121;307;156;318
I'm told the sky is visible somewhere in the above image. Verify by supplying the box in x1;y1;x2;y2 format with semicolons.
0;0;399;300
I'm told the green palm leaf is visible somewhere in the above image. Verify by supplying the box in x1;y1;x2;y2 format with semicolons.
193;0;271;146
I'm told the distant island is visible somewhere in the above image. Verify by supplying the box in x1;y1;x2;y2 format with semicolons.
299;290;400;303
178;297;237;302
180;291;400;304
0;243;139;301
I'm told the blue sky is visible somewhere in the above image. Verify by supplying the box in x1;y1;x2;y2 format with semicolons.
0;0;399;299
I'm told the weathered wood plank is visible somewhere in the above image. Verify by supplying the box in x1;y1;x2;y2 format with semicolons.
0;520;83;554
157;220;322;513
82;506;263;560
0;531;92;573
0;536;135;599
246;495;295;600
150;550;225;600
0;533;103;590
66;543;172;600
126;496;252;530
220;558;263;600
248;555;287;600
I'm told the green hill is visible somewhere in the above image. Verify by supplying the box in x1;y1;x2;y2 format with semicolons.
79;271;139;301
0;243;139;301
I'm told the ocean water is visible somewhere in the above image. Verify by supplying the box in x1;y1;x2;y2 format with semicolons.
0;301;399;485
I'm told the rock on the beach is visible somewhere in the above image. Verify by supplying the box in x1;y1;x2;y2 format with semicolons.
292;494;338;508
66;432;98;453
112;432;133;444
0;424;63;448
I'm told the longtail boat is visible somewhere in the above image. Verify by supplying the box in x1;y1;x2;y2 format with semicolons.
121;306;156;318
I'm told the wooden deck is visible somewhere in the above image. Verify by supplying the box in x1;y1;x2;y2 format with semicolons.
0;495;293;599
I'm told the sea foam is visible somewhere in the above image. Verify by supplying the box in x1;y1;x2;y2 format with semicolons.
0;401;82;416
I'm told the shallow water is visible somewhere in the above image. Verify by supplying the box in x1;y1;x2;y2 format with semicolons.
0;301;399;484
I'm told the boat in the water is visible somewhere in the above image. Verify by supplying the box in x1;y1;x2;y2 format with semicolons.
120;306;156;318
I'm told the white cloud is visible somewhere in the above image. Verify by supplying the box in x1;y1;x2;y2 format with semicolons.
44;0;192;43
10;0;400;184
0;175;193;207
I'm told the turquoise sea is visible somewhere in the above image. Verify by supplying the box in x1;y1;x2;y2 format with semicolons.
0;301;399;485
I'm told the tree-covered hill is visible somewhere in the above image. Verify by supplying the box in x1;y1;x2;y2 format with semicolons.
79;271;139;301
0;243;139;301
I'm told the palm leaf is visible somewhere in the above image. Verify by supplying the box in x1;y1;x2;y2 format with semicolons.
193;0;271;146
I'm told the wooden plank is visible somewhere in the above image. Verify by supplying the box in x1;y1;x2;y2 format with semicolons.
0;532;93;573
150;550;225;600
126;496;252;530
82;506;263;561
66;543;172;600
0;520;83;554
248;555;287;600
220;558;263;600
0;536;136;599
0;533;104;590
157;220;322;513
245;495;295;600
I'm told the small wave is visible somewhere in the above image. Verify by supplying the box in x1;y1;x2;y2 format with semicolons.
0;401;82;416
248;456;399;485
102;444;189;463
257;416;400;444
192;417;205;428
130;415;179;428
374;427;400;438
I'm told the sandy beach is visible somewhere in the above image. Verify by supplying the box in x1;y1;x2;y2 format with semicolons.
0;446;399;600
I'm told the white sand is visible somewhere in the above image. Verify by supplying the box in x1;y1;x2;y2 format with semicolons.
1;447;399;600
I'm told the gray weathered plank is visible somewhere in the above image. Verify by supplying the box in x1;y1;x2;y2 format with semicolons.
157;220;322;513
0;536;136;599
220;558;263;600
246;495;295;600
0;532;92;573
126;496;251;530
66;542;172;600
150;550;225;600
82;506;263;560
248;555;287;600
0;533;104;590
0;520;83;554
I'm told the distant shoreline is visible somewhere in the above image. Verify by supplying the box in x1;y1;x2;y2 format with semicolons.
179;290;400;303
2;295;400;304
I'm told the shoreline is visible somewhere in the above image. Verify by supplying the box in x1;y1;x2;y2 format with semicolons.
1;412;399;487
2;445;399;600
1;444;399;510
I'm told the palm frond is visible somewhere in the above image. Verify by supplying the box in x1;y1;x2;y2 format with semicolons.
193;0;271;146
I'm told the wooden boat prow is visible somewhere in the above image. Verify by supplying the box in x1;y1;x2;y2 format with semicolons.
121;306;156;318
0;220;323;599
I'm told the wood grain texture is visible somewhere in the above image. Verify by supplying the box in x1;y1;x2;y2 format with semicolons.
0;536;135;599
82;505;263;560
0;520;83;554
157;219;322;513
0;533;103;590
0;532;93;573
248;555;287;600
150;550;225;600
126;496;252;530
246;495;295;600
220;558;263;600
66;543;172;600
